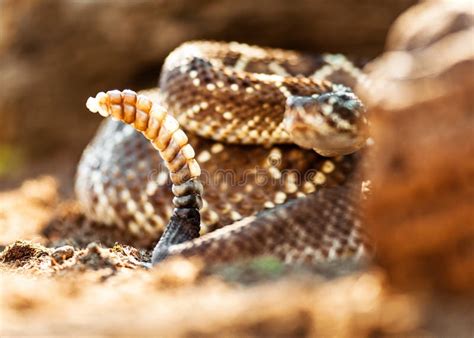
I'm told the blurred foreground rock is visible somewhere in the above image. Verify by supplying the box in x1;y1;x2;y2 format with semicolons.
360;0;474;293
0;0;415;158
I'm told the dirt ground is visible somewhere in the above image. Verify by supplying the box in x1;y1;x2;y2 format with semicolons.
0;162;473;338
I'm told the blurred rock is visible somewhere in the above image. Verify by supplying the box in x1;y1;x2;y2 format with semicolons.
51;245;74;264
0;0;415;158
360;0;474;293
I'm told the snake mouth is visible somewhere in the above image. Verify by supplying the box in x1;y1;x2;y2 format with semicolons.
284;91;369;157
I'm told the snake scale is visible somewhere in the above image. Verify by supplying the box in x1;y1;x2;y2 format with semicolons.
76;41;371;265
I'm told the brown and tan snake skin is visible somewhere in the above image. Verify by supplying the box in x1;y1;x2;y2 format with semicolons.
76;41;371;265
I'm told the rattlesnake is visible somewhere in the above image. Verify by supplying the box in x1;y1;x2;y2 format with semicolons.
76;41;371;265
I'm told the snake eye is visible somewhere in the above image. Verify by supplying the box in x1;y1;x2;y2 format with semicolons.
284;89;369;157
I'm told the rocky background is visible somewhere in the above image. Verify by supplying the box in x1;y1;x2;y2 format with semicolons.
1;0;473;337
360;0;474;294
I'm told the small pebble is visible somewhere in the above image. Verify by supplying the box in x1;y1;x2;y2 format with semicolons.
52;245;75;263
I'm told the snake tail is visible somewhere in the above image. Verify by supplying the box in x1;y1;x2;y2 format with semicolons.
86;89;203;261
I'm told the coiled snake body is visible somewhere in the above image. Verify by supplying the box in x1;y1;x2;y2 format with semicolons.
76;41;371;265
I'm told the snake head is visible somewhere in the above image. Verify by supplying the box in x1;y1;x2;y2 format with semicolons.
284;86;369;157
